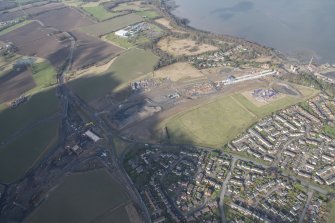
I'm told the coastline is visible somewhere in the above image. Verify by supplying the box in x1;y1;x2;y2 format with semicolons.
158;0;288;62
158;0;330;66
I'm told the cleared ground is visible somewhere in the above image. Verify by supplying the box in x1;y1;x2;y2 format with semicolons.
157;36;218;56
80;13;143;36
165;84;318;147
68;48;159;102
71;31;123;70
152;62;205;82
26;169;131;223
0;119;59;183
155;18;174;30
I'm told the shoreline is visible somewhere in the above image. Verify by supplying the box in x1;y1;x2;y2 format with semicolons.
159;0;324;66
159;0;287;60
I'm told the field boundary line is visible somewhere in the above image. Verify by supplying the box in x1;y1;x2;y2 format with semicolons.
89;201;130;223
230;94;257;119
29;122;60;169
101;35;127;50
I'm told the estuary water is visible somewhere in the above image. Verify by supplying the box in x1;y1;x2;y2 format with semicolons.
171;0;335;64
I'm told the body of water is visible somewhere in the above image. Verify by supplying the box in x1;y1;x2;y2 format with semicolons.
171;0;335;64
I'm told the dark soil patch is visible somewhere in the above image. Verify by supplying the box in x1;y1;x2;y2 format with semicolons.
71;31;123;70
33;7;94;31
0;21;71;69
0;65;35;103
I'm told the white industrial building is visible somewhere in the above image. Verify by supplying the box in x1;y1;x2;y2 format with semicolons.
84;130;101;142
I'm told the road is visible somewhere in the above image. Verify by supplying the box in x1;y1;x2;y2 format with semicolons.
66;90;152;223
219;157;237;223
272;136;302;167
299;189;314;223
0;16;326;223
47;17;151;223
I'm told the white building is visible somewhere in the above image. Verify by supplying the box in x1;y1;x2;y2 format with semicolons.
115;29;129;38
84;130;101;142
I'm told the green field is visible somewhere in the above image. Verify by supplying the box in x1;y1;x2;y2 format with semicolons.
0;119;59;183
328;201;335;223
136;10;161;19
82;5;124;21
324;125;335;138
166;95;257;147
26;169;130;223
105;33;134;49
113;2;150;12
0;20;31;36
80;13;143;36
69;48;159;102
165;86;318;147
29;61;57;94
0;88;60;142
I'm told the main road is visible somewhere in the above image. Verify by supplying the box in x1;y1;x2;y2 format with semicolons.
219;157;237;223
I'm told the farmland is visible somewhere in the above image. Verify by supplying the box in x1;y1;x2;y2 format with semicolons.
112;1;151;12
82;5;124;21
136;10;160;19
0;65;35;104
33;7;94;31
29;61;57;93
0;2;65;22
69;48;159;102
157;36;219;56
0;87;60;142
0;1;16;11
0;118;60;183
165;85;318;147
71;31;123;70
80;13;143;36
26;169;131;223
0;20;32;36
0;21;71;68
0;60;57;104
